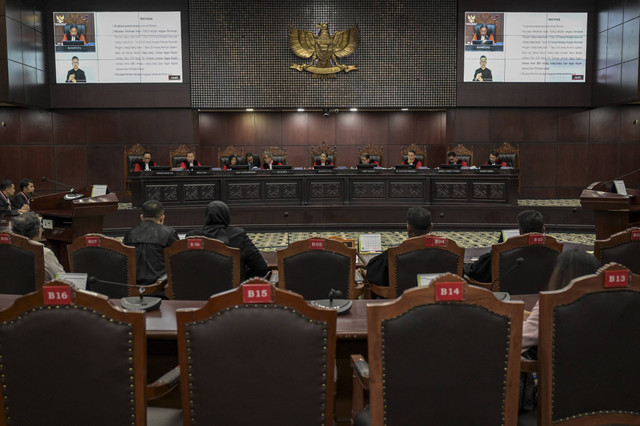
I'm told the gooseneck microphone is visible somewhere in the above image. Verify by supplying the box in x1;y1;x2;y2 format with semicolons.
284;211;289;247
88;276;162;311
310;288;352;314
41;176;84;200
490;257;524;291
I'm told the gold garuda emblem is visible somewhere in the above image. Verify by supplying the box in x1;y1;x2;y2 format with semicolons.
56;15;65;24
289;23;360;79
467;14;476;23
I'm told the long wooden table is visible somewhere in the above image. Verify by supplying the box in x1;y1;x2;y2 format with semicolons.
129;168;520;207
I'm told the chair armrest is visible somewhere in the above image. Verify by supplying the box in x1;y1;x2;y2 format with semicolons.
520;358;538;374
467;277;492;290
370;283;393;299
351;354;370;419
140;281;164;295
147;366;180;400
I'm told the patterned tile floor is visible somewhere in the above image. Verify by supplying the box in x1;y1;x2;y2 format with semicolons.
249;230;595;252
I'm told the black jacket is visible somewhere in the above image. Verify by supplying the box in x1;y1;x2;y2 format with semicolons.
123;220;179;285
186;201;268;280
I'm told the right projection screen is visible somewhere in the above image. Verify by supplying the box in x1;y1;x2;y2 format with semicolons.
463;12;588;83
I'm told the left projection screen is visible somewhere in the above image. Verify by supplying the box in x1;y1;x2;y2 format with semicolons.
53;11;183;84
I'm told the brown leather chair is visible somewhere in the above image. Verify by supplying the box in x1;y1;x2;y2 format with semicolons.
352;274;523;425
164;236;241;299
277;238;363;299
491;233;563;294
372;235;464;299
218;144;244;168
0;232;45;294
448;143;473;166
594;227;640;274
176;280;337;426
67;233;137;298
0;282;181;426
124;143;150;197
538;263;640;425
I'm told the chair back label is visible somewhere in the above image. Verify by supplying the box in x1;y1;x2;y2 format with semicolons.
435;282;464;301
309;239;325;250
604;270;629;288
0;234;10;244
43;286;72;305
425;236;447;247
85;236;100;247
187;239;203;250
242;284;272;303
528;234;545;245
631;230;640;240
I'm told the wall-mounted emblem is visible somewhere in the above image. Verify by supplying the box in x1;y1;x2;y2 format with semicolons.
289;23;360;79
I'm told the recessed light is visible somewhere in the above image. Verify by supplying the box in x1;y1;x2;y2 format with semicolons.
246;108;254;112
350;108;358;112
297;108;305;112
402;108;409;111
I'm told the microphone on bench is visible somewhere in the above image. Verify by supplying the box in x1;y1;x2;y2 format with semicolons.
310;288;352;314
490;257;524;292
88;276;162;311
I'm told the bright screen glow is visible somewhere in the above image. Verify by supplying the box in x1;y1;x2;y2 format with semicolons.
53;11;182;83
463;12;588;83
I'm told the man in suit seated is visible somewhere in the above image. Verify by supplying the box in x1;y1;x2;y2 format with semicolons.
314;152;334;167
262;152;282;170
62;24;86;44
359;153;379;166
366;207;432;287
180;151;202;170
0;179;29;216
466;210;545;283
11;212;65;281
123;200;179;287
133;152;156;172
447;151;468;167
485;151;507;167
13;178;34;210
401;149;422;168
244;152;260;169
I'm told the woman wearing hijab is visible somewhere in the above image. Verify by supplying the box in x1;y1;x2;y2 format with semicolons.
185;201;268;280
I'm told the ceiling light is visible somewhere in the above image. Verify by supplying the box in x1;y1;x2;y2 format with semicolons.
297;108;305;112
246;108;254;112
350;108;358;112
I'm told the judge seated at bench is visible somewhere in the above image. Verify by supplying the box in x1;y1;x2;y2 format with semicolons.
447;151;468;167
401;150;422;168
366;207;432;287
223;155;238;170
314;152;334;168
359;153;379;167
180;151;202;170
485;151;507;167
133;152;157;172
262;152;281;170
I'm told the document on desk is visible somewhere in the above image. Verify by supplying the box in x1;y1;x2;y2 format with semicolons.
359;234;382;253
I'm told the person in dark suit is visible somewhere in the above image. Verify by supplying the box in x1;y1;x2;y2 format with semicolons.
447;151;468;167
262;152;282;170
401;150;422;168
313;152;334;168
0;179;29;216
366;207;433;287
133;152;157;172
485;151;507;167
180;151;202;170
244;152;260;169
186;201;268;280
66;56;86;83
359;153;379;167
13;178;34;210
123;200;179;286
473;55;493;82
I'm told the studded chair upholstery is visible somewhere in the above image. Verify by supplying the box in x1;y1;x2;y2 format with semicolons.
176;281;336;426
538;263;640;425
594;227;640;274
372;235;464;299
353;274;523;425
277;238;363;299
490;233;563;294
0;282;182;426
164;237;241;300
0;232;45;294
68;233;137;298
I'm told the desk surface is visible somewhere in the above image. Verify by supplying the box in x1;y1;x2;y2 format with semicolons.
0;293;538;339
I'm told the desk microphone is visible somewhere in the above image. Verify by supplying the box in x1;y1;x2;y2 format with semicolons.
490;257;524;291
284;211;289;247
310;288;352;314
41;176;84;200
88;276;162;311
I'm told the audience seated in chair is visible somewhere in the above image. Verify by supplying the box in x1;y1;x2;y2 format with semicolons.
123;200;178;288
0;282;182;426
10;212;64;283
366;206;432;289
186;201;267;280
175;280;336;426
351;274;523;425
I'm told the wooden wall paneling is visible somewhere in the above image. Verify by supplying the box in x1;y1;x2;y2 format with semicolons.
86;145;123;192
0;109;21;145
388;111;415;145
489;109;525;143
474;144;491;167
52;111;86;145
520;143;557;189
85;110;121;144
454;108;490;143
558;109;590;142
522;109;558;143
428;145;448;168
335;112;361;146
151;144;171;167
285;145;309;167
198;113;229;146
588;142;619;183
520;187;557;199
617;141;640;187
555;187;585;198
307;112;336;146
620;60;639;102
445;110;456;145
360;112;388;148
228;113;256;146
589;106;621;141
19;108;50;144
20;145;54;189
338;145;359;167
254;113;282;146
54;145;87;190
282;112;308;145
621;105;640;141
415;112;445;145
556;143;589;186
198;145;218;167
0;146;21;182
